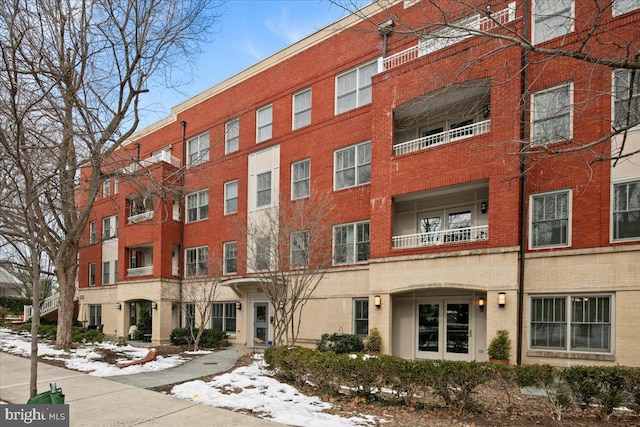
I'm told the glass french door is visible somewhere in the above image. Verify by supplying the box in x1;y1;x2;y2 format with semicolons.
417;299;473;361
253;302;269;346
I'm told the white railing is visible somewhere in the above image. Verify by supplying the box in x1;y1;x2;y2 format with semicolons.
23;293;61;322
127;266;153;277
127;210;154;224
141;151;181;168
172;266;180;276
393;120;490;156
392;225;489;249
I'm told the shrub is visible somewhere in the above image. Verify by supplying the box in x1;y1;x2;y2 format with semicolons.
430;360;493;414
514;364;571;421
199;328;230;349
134;309;152;340
72;328;104;343
560;366;629;420
317;332;364;354
365;328;382;353
487;329;511;361
0;296;31;314
170;327;195;345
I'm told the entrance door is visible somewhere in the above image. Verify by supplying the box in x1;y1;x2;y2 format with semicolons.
253;302;269;346
416;299;473;361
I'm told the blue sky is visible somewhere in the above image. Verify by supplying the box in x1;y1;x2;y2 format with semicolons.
138;0;370;129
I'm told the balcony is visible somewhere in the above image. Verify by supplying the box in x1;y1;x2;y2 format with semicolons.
393;225;488;249
127;245;153;277
127;266;153;277
127;210;154;224
394;120;490;156
122;150;180;174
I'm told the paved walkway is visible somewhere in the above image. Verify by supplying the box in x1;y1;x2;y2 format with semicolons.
0;349;280;427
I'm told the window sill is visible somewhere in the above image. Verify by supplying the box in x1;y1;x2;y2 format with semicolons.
527;349;614;362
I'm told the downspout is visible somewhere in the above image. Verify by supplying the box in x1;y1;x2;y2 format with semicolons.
516;1;530;366
179;120;187;327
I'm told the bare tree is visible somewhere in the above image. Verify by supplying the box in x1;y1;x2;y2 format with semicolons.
0;0;222;352
182;264;222;351
243;192;335;346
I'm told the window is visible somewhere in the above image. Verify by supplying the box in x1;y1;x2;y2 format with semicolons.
102;261;111;284
186;190;208;223
613;70;640;129
333;221;370;265
533;0;573;43
613;180;640;240
89;263;96;286
89;221;97;244
353;299;369;336
226;118;239;154
102;215;118;240
530;190;571;248
89;305;102;327
256;105;272;142
255;237;271;270
531;84;572;145
336;61;377;114
223;241;237;275
185;246;208;277
212;302;237;333
531;295;612;353
224;180;238;214
113;177;119;195
185;303;195;329
335;142;371;189
290;230;309;269
103;179;111;198
293;88;312;129
256;171;272;207
187;132;209;166
291;159;310;199
613;0;639;15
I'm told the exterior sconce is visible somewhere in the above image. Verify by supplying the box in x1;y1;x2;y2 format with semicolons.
478;298;485;312
278;302;284;309
151;302;157;310
374;295;381;308
115;303;121;310
235;302;242;311
498;292;506;308
480;202;488;214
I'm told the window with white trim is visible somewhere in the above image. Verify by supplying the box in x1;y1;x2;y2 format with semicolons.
187;132;210;166
613;179;640;241
531;83;572;145
290;230;309;269
223;241;237;275
530;295;612;353
102;215;118;240
224;180;238;215
257;105;272;142
353;298;369;337
613;70;640;129
293;88;312;129
226;118;239;154
336;61;377;114
291;159;310;199
533;0;573;43
335;142;371;189
102;261;112;284
256;171;272;208
212;302;237;333
89;263;96;286
89;221;97;244
333;221;370;265
185;246;208;277
113;177;119;194
255;237;271;270
530;190;571;248
89;304;102;327
613;0;639;16
186;190;208;223
103;178;111;198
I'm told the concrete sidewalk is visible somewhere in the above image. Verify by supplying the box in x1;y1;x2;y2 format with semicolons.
0;351;280;426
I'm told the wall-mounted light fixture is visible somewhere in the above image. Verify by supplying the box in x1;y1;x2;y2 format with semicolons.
478;297;485;312
498;292;506;308
116;303;121;310
278;302;284;309
151;302;157;310
235;302;242;311
374;295;381;308
480;201;488;214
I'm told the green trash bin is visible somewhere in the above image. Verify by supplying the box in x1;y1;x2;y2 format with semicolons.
27;382;65;404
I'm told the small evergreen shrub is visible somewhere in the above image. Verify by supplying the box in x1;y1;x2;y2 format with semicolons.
169;327;229;349
317;332;364;354
365;328;382;352
487;329;511;361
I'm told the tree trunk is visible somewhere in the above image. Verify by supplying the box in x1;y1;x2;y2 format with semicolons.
55;261;77;349
29;266;40;399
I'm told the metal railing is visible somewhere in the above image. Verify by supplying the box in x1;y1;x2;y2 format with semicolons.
127;266;153;277
393;120;490;156
392;225;489;249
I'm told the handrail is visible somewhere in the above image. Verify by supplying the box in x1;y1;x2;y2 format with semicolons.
392;225;489;249
393;120;490;156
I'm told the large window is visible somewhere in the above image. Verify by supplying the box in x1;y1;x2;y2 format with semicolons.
333;221;370;265
102;215;118;240
293;88;312;129
613;0;640;16
257;105;273;142
186;190;208;223
89;263;96;286
613;70;640;129
185;303;195;329
530;190;571;248
334;141;371;190
223;241;237;275
353;298;369;337
256;171;272;208
531;84;572;145
224;180;238;215
225;118;240;154
613;180;640;240
185;246;208;277
336;61;377;114
103;178;111;198
102;261;111;284
187;132;210;166
255;237;271;270
530;295;612;353
291;159;310;199
290;230;309;269
89;221;97;244
533;0;573;43
212;302;237;333
89;305;102;327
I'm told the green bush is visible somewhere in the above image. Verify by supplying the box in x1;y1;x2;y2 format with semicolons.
72;328;104;343
134;309;152;340
487;329;511;361
430;360;493;413
0;296;31;314
317;332;364;354
365;328;382;352
514;364;571;421
169;327;194;345
560;366;629;420
169;327;229;349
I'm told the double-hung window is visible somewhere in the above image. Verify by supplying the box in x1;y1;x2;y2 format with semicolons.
613;70;640;129
89;263;96;286
353;298;369;337
223;241;237;275
187;132;210;166
225;118;240;154
102;215;118;240
531;84;572;145
530;295;612;353
613;0;640;16
256;171;272;208
336;61;377;114
290;230;309;269
212;302;237;333
89;305;102;327
530;190;571;248
613;180;640;241
333;221;370;265
186;190;208;223
224;180;238;214
102;261;111;284
293;88;312;129
291;159;310;199
257;105;272;142
185;246;208;277
103;179;111;198
335;142;371;189
533;0;573;43
255;237;271;270
89;221;97;244
185;303;195;328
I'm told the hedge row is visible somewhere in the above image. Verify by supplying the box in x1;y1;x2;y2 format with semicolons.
0;296;30;314
11;323;104;343
265;346;640;420
169;327;230;349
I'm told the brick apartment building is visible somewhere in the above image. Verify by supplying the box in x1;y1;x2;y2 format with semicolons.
76;0;640;367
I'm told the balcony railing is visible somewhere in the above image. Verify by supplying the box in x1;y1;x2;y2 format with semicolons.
127;210;154;224
393;120;490;156
172;266;180;276
127;266;153;277
392;225;489;249
141;151;181;168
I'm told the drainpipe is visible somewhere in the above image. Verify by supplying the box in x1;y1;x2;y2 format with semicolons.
179;120;187;328
378;19;394;58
